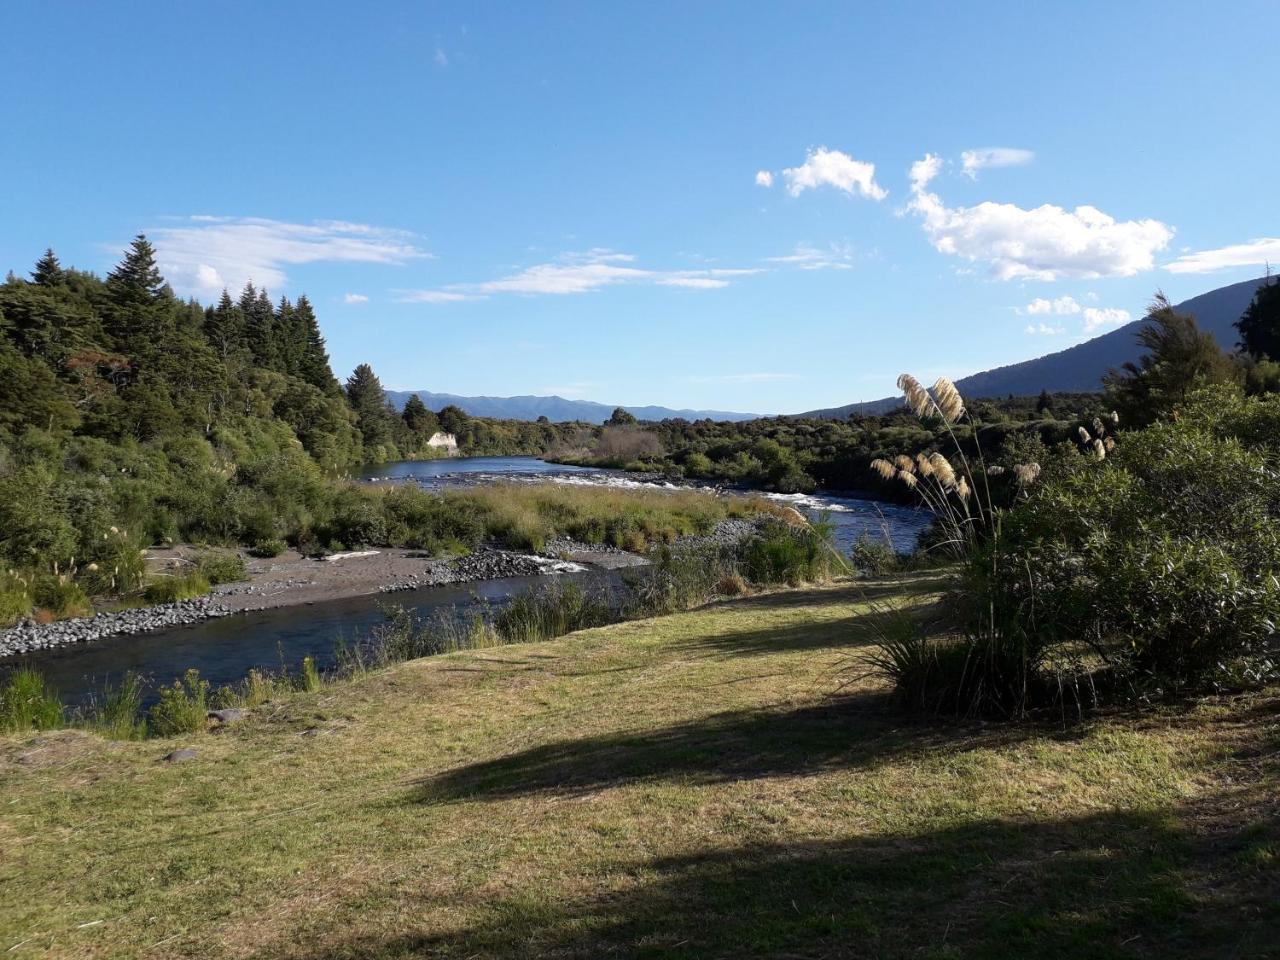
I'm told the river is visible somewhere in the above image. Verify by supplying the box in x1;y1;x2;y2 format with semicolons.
10;457;931;704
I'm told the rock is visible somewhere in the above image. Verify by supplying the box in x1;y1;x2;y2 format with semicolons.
207;708;248;724
163;748;197;763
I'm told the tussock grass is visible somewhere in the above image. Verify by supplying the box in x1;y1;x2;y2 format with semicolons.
442;483;778;553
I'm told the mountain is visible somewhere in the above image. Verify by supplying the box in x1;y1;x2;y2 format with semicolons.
799;276;1268;418
385;390;760;424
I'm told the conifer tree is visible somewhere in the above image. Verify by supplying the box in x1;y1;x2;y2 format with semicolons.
107;235;165;303
1236;275;1280;361
345;363;395;449
295;295;338;392
204;290;245;360
31;249;65;287
104;234;174;354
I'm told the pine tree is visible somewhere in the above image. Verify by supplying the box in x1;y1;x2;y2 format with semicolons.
275;296;306;376
345;363;395;449
295;295;338;392
1236;275;1280;360
104;235;174;354
31;249;65;287
203;290;245;359
107;235;165;303
1035;389;1053;415
239;285;279;370
402;393;438;437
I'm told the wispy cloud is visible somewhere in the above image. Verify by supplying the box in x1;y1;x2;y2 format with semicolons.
398;250;760;302
766;242;857;271
773;147;887;201
906;153;1173;280
343;292;369;304
147;216;428;297
1025;322;1065;335
1165;237;1280;274
960;147;1034;179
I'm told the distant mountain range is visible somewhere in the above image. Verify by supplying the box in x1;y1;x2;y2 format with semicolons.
799;276;1268;419
390;277;1266;425
385;390;761;424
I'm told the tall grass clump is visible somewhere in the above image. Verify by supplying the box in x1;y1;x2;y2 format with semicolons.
147;669;209;736
0;570;33;626
493;580;613;644
143;571;211;604
80;672;146;740
864;374;1112;717
0;668;64;732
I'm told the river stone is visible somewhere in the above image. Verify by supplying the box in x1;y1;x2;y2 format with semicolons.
208;708;249;724
163;748;197;763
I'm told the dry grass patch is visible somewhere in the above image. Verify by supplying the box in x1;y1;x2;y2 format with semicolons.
0;573;1276;958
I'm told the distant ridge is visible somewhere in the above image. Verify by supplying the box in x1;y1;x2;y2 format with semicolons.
385;390;760;424
799;276;1267;419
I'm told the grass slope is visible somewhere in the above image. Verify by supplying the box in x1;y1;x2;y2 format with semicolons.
1;574;1277;958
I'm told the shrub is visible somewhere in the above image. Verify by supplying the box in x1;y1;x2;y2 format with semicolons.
143;572;211;604
147;669;209;736
0;668;64;733
850;533;898;576
196;550;248;584
32;575;91;619
248;539;286;559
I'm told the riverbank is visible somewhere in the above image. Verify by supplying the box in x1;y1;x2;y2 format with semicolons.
0;518;764;660
3;573;1274;958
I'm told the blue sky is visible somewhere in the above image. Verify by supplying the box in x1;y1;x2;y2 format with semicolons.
2;1;1276;414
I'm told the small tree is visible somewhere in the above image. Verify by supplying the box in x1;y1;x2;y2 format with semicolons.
1104;293;1240;426
607;407;637;426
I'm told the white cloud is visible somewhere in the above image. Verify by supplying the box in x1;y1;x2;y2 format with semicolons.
766;243;856;270
1025;322;1065;335
1019;295;1082;316
399;251;758;302
688;372;800;384
754;170;774;188
906;156;1173;280
148;216;427;297
434;46;449;67
1165;237;1280;274
909;154;943;193
781;147;887;201
961;147;1034;179
1083;306;1131;332
343;293;369;304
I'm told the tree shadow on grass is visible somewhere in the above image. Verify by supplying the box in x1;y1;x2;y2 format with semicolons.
411;690;1039;803
286;791;1279;959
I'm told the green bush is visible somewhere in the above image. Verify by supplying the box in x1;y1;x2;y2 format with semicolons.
248;539;286;559
147;669;209;737
493;580;613;644
143;572;211;604
32;575;91;618
196;550;248;584
0;668;64;733
850;533;898;576
742;519;837;586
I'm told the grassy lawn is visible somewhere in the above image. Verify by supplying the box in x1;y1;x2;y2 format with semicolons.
1;572;1277;958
